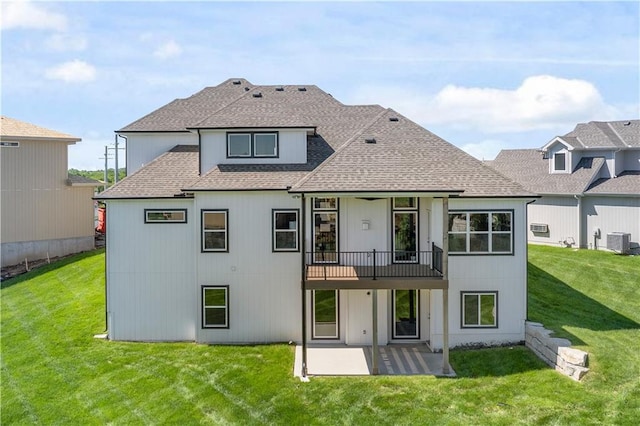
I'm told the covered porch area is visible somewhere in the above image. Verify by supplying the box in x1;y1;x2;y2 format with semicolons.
293;344;456;377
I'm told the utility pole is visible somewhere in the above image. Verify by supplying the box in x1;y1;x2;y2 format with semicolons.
103;145;109;190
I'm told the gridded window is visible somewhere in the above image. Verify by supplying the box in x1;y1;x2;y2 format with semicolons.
202;210;228;252
273;210;299;251
448;211;512;254
202;286;229;328
461;292;497;328
227;132;278;158
144;209;187;223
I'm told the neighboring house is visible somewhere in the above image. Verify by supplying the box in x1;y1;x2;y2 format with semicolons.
489;120;639;252
0;116;101;267
98;78;535;374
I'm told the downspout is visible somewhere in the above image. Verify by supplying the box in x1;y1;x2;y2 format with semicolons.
300;193;308;379
197;129;202;175
103;203;108;334
525;199;536;321
574;194;582;248
442;197;450;375
116;134;127;182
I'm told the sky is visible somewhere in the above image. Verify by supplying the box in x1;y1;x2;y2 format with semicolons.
1;0;639;170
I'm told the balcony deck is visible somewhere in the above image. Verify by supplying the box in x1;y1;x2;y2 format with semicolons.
305;249;446;290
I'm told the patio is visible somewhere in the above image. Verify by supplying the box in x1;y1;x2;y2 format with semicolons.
293;344;456;377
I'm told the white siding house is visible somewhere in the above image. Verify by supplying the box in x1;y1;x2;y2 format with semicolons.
489;120;640;252
98;78;535;375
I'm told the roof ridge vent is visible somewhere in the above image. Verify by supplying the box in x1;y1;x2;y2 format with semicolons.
275;86;284;92
252;92;262;98
297;87;307;92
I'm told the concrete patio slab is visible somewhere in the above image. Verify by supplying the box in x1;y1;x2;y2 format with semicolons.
294;344;456;378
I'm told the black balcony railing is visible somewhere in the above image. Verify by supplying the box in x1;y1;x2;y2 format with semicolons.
305;247;444;280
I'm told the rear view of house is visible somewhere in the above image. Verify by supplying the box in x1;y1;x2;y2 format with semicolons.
98;78;535;374
1;116;100;267
490;120;639;252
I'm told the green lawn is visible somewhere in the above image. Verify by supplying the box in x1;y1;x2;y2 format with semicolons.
1;246;638;424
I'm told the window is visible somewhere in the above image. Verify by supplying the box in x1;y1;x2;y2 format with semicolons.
202;286;229;328
461;292;497;328
312;197;338;263
144;209;187;223
202;210;228;252
393;198;418;262
392;289;419;339
312;290;339;339
448;211;512;254
0;141;19;148
554;152;566;171
227;132;278;158
273;209;299;252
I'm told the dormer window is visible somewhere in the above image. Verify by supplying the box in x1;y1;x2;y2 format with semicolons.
227;132;278;158
553;152;567;172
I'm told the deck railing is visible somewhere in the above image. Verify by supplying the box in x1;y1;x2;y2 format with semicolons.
306;247;444;280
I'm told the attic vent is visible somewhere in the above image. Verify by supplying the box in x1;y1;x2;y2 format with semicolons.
624;121;631;126
252;92;262;98
232;80;241;85
244;87;250;91
389;117;399;122
275;87;284;92
364;138;376;144
297;87;307;92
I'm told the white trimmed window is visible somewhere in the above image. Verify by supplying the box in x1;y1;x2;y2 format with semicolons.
202;210;228;252
227;132;278;158
202;286;229;328
273;210;299;252
554;152;567;172
461;292;497;328
448;211;513;254
144;209;187;223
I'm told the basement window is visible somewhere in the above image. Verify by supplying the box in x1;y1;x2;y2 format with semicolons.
202;286;229;328
461;292;497;328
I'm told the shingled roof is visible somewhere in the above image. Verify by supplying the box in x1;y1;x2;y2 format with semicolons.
102;78;535;198
547;120;639;150
489;149;604;195
1;116;80;142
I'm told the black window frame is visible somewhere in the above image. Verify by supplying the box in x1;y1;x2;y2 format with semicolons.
201;209;229;253
460;291;498;329
448;210;514;255
272;209;300;252
201;285;229;329
226;131;279;158
144;209;187;224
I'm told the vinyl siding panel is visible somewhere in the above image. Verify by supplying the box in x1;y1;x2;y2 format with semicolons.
584;196;640;249
106;199;196;341
1;140;95;264
528;196;579;246
430;198;528;349
124;132;198;175
195;191;302;343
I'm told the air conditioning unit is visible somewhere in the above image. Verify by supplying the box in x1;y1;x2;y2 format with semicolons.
530;223;549;233
606;232;631;254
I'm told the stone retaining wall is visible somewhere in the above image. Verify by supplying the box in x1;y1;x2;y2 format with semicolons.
525;321;589;381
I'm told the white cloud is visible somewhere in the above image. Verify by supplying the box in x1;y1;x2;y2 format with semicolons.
154;40;182;60
1;1;68;31
45;33;88;51
349;75;623;134
424;75;619;133
45;60;96;83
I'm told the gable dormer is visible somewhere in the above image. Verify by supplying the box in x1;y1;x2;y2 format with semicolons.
542;137;575;174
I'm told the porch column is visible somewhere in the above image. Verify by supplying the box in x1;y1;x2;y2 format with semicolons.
301;193;308;378
442;197;450;374
372;289;379;375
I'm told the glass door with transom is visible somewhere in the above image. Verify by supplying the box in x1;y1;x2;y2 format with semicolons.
392;289;419;339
